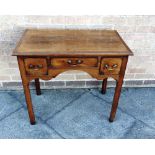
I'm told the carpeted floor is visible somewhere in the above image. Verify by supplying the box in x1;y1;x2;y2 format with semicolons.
0;87;154;139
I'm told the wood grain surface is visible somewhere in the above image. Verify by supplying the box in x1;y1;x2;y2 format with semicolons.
13;29;133;56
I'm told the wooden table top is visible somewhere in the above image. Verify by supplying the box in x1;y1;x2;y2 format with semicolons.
13;29;133;56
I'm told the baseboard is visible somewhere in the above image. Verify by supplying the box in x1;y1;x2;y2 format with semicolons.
0;79;155;90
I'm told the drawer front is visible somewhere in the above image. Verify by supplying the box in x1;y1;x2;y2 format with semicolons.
100;58;122;75
51;57;98;68
24;58;47;75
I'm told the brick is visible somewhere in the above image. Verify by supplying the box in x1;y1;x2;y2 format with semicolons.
132;39;155;50
2;82;22;88
24;16;51;24
121;33;146;41
81;16;103;24
101;16;127;26
54;74;75;81
135;74;155;79
2;81;45;89
150;55;155;60
35;24;65;29
11;76;21;81
126;16;150;26
0;56;17;61
127;56;152;71
107;80;116;87
86;80;116;88
0;16;25;31
136;26;155;33
124;74;135;79
114;26;136;33
0;41;16;56
125;80;143;86
30;81;45;87
0;29;24;42
147;16;155;26
45;81;65;87
75;74;93;80
8;62;18;68
86;80;101;88
127;68;146;74
144;80;155;85
0;62;9;69
87;24;113;29
36;24;113;30
66;81;85;88
0;69;20;76
50;16;103;25
0;76;11;81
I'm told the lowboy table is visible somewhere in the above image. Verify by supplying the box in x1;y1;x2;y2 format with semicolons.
13;29;133;125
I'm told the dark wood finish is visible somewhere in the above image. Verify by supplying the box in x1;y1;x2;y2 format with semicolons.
13;29;133;125
24;58;48;76
17;57;35;125
51;57;98;68
100;58;122;75
109;57;128;122
35;78;41;95
13;29;133;56
101;78;107;94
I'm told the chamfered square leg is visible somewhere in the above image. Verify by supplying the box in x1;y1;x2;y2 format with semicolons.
101;78;107;94
17;57;36;125
35;78;41;95
109;57;128;122
23;83;36;125
109;79;124;122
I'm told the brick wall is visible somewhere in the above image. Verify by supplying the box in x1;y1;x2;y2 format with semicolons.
0;15;155;89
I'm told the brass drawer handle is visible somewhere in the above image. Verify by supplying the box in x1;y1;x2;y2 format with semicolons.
112;64;118;68
29;64;35;69
29;64;43;70
104;64;109;69
104;64;118;71
76;59;83;64
67;59;83;66
36;64;43;69
107;68;114;71
67;60;72;64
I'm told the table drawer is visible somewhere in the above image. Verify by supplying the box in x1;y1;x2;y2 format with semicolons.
51;57;98;68
24;58;48;75
100;58;122;75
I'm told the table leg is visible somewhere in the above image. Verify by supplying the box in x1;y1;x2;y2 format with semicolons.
35;78;41;95
23;82;36;125
101;78;107;94
109;57;128;122
109;78;123;122
17;57;36;125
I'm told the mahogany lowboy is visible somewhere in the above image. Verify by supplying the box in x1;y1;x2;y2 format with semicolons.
13;29;133;125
